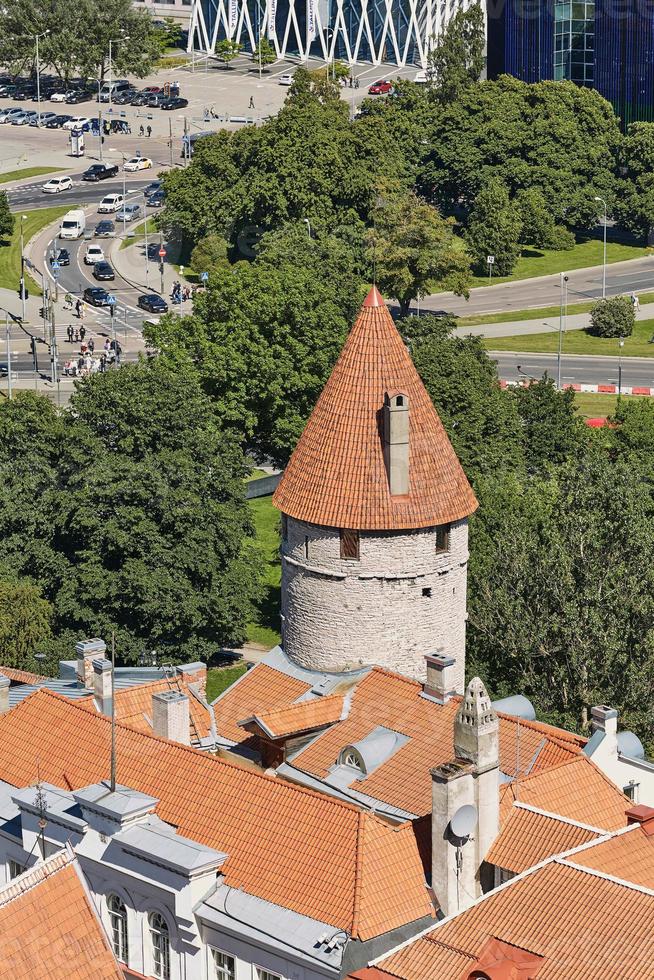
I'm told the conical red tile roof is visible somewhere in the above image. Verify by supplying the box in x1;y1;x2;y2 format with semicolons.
273;289;478;530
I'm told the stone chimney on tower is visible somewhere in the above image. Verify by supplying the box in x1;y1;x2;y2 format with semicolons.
76;638;106;690
383;391;410;495
431;677;500;917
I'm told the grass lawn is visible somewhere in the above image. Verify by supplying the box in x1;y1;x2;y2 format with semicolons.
119;218;158;249
484;318;654;357
0;206;70;295
458;291;654;328
573;392;621;418
0;166;63;185
247;494;281;647
206;663;247;702
467;239;650;289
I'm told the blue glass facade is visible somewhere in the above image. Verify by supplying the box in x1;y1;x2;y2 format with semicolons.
493;0;654;123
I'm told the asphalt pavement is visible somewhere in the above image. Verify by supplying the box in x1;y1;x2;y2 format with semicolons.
490;352;654;387
8;172;151;211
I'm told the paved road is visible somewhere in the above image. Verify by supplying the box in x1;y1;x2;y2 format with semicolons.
8;173;151;211
425;257;654;318
491;352;654;387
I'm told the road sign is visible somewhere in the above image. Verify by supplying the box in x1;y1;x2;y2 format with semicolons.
487;255;495;265
107;294;117;306
158;247;166;258
200;271;209;282
51;261;60;271
52;269;59;280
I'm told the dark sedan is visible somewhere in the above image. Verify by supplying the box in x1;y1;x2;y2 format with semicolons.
130;92;151;107
160;96;189;110
83;286;113;307
137;293;168;314
113;89;138;105
50;248;70;267
46;114;72;128
81;163;119;182
147;189;165;207
65;90;92;104
93;261;115;281
95;220;116;238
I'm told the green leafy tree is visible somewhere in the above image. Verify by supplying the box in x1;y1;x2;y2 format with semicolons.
515;188;556;249
215;38;242;66
366;190;471;314
0;192;14;241
614;122;654;240
146;225;365;466
588;296;635;338
190;234;230;276
465;179;522;276
399;314;525;485
426;2;485;102
511;377;587;474
0;579;52;669
251;36;277;69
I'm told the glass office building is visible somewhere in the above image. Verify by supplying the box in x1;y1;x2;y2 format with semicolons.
490;0;654;123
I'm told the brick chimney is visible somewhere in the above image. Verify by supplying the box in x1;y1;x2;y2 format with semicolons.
152;691;190;745
626;805;654;836
0;674;10;715
383;391;410;496
423;654;457;704
93;658;112;716
76;638;106;690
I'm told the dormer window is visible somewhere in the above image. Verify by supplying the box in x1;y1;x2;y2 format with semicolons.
340;528;360;560
342;751;363;771
435;524;450;553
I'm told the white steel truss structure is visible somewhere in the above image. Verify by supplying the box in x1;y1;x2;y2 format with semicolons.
189;0;476;68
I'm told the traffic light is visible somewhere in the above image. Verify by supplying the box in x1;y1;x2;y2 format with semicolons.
18;279;27;300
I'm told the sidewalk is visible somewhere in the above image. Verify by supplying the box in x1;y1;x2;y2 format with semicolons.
455;302;654;338
109;228;194;309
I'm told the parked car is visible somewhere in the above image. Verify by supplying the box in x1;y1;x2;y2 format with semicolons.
278;73;294;86
123;157;152;172
50;248;70;266
98;79;131;102
113;89;138;105
95;219;116;237
83;286;113;307
65;90;92;104
130;92;151;107
12;111;35;125
81;163;119;182
138;293;168;314
84;245;105;265
368;79;393;94
50;90;69;102
63;116;90;130
0;108;23;123
115;203;142;222
160;96;188;110
93;261;115;281
45;114;72;128
142;86;162;94
98;193;124;213
42;176;73;194
30;111;57;126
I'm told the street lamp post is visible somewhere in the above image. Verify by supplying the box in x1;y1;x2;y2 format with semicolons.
107;35;129;111
109;150;128;235
34;31;50;127
19;215;27;321
594;195;607;299
557;272;569;390
127;189;150;285
618;336;624;397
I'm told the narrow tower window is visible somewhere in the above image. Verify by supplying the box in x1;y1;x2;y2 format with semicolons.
304;535;310;559
435;524;450;553
281;514;288;541
340;528;360;560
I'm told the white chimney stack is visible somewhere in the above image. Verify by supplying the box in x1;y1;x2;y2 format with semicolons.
76;638;106;690
383;391;410;496
0;674;10;715
152;691;190;745
591;705;618;739
93;658;112;716
424;654;457;703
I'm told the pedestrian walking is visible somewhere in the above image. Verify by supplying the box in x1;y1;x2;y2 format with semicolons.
88;337;95;354
100;353;107;373
248;96;255;109
74;328;80;343
139;125;144;137
355;77;360;88
79;325;86;342
115;341;122;365
67;324;74;343
75;299;81;318
146;125;152;138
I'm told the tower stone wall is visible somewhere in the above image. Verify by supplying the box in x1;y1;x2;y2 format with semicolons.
280;515;469;688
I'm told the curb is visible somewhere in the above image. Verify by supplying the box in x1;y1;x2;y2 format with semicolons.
499;380;654;396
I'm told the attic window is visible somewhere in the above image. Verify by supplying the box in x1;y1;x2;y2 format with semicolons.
340;528;360;560
435;524;450;553
340;749;364;772
395;395;404;406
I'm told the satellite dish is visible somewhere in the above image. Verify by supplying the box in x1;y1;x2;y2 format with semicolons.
450;804;477;840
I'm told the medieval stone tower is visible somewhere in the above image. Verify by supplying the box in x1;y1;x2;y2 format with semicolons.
272;286;477;691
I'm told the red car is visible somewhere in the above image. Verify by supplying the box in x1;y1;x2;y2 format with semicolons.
368;79;393;95
142;86;162;94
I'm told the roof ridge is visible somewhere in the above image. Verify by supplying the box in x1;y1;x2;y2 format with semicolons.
495;710;585;746
557;857;654;896
258;691;346;717
351;809;366;937
513;801;608;834
0;848;73;908
18;689;381;821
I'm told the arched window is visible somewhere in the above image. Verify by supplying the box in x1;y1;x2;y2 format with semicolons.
341;750;363;771
107;894;128;963
148;911;171;980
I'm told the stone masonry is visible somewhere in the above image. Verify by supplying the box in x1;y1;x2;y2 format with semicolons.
280;515;469;689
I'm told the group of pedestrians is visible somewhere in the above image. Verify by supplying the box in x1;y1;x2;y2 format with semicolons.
66;324;89;346
171;281;192;305
138;125;153;138
63;338;121;377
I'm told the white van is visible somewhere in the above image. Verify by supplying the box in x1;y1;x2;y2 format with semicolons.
59;209;86;240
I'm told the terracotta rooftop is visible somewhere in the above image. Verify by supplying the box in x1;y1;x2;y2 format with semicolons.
214;663;312;743
272;288;478;530
0;665;51;685
240;693;347;739
365;859;654;979
573;823;654;889
0;848;122;978
77;676;213;741
499;755;631;831
286;667;583;817
486;803;602;874
0;689;434;941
